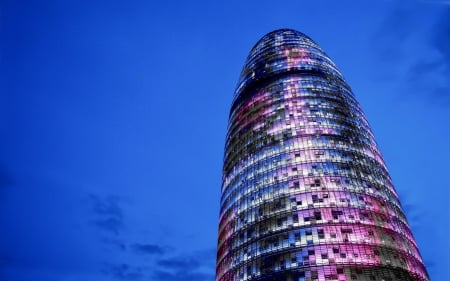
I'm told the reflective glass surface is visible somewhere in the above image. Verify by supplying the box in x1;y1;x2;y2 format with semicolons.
217;29;429;281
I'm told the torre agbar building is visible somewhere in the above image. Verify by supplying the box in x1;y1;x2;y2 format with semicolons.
216;29;429;281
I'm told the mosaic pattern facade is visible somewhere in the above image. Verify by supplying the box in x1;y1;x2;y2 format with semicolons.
216;29;429;281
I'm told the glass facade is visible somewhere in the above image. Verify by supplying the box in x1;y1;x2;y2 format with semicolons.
216;29;429;281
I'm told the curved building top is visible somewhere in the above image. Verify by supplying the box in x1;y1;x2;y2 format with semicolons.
233;29;345;103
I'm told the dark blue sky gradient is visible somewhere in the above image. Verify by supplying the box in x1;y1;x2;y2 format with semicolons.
1;1;449;280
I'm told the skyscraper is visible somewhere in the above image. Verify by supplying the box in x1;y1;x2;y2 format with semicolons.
216;29;429;281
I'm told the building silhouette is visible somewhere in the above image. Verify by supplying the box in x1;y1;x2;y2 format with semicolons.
216;29;429;281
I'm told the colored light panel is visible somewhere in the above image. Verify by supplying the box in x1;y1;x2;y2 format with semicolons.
216;29;429;281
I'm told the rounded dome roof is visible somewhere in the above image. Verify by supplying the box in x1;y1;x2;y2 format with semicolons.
233;29;344;101
248;29;316;55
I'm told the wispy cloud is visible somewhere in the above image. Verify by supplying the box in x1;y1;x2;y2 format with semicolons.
151;248;216;281
89;194;125;235
86;196;215;281
131;243;166;255
371;5;450;104
103;263;144;281
401;202;425;227
152;270;214;281
98;245;216;281
407;10;450;104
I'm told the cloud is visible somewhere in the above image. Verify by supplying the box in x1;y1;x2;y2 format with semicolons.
152;270;214;281
372;5;450;104
407;10;450;103
86;197;214;280
401;202;423;226
151;248;216;281
103;263;144;281
89;194;124;235
90;194;123;218
131;243;165;255
97;245;215;281
94;217;123;235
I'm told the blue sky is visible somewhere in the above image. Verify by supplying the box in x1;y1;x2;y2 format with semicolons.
0;0;449;280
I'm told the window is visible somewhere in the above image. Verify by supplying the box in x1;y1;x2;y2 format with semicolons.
314;211;322;220
341;228;353;234
318;229;325;239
